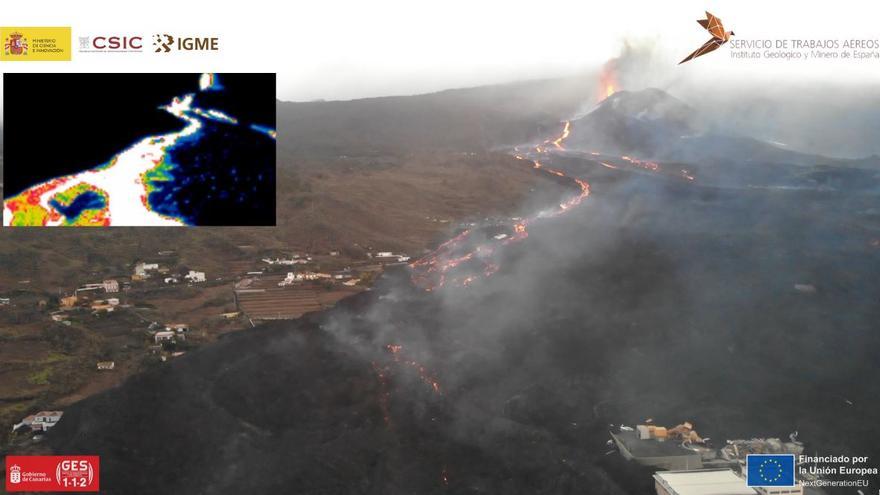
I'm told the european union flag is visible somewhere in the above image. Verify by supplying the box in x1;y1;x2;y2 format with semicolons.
747;454;796;487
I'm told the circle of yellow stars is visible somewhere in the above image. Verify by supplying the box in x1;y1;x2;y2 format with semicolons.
759;458;784;483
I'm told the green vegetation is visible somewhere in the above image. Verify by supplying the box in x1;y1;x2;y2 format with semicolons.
27;367;52;385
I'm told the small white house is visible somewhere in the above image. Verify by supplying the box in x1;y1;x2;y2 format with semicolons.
103;279;119;293
278;272;296;287
13;411;63;432
135;262;160;277
166;323;189;334
185;270;206;283
154;331;176;344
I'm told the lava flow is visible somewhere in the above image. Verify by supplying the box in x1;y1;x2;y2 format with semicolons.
409;121;590;291
371;343;443;429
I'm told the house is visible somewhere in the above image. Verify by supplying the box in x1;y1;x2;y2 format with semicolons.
220;312;240;319
294;271;332;281
154;331;176;344
653;469;760;495
90;300;115;312
164;276;180;284
103;280;119;293
166;323;189;334
12;411;63;433
262;257;308;265
60;295;78;308
374;251;410;263
0;298;10;305
278;272;296;287
134;262;160;278
343;279;360;286
50;312;69;322
97;361;115;371
106;298;120;306
185;270;206;283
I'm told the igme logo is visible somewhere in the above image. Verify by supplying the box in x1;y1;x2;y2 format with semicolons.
153;33;174;52
153;33;219;53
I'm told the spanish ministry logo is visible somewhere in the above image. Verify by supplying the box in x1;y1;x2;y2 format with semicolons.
4;32;27;56
746;454;796;487
1;27;71;61
153;33;219;53
679;12;734;64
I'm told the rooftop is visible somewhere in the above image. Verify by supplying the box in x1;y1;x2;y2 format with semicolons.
654;469;756;495
612;430;701;458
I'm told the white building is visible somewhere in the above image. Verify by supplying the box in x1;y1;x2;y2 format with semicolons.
262;257;308;265
103;279;119;293
13;411;64;433
654;469;757;495
166;324;189;334
185;270;206;283
754;486;803;495
135;262;160;277
154;331;176;344
279;272;296;287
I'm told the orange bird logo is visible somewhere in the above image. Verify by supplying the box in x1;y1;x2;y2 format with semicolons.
679;11;734;64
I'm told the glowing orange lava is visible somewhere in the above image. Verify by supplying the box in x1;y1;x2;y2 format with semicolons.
597;60;619;102
410;121;589;291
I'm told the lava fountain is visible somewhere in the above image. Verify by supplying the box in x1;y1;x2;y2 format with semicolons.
597;59;619;102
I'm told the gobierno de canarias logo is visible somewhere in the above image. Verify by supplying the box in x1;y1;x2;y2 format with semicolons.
1;26;71;61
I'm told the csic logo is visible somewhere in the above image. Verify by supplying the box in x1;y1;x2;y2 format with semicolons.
153;33;219;53
4;32;28;56
78;35;143;53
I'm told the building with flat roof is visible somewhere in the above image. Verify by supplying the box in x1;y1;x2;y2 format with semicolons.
611;430;704;471
654;469;756;495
